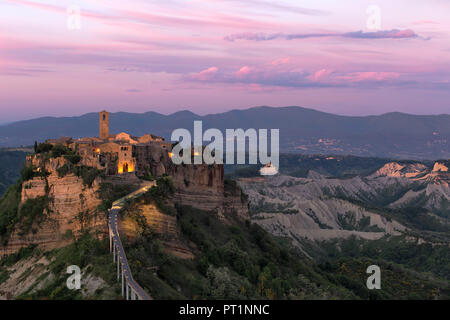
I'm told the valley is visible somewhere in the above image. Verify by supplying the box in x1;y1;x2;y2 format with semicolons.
0;136;449;300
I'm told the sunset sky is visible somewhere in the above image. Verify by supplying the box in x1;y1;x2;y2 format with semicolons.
1;0;449;122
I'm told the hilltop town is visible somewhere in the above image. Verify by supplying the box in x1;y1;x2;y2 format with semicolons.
43;110;172;177
0;111;249;257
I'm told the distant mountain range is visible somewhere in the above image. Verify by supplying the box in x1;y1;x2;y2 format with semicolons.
1;106;449;159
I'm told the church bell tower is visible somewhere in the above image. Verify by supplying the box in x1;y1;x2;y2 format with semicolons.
99;110;109;139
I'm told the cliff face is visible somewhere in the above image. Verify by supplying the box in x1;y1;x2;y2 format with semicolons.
371;161;450;184
168;163;249;220
120;202;194;259
1;156;106;256
1;150;250;257
367;161;449;212
370;162;428;179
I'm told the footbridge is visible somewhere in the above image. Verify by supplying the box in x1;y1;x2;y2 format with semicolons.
108;182;155;300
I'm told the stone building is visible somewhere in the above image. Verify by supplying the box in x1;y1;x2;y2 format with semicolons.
99;110;109;139
46;111;172;177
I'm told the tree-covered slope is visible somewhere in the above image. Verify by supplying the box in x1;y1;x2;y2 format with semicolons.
0;150;29;197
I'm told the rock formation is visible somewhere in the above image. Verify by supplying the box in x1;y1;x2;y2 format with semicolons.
119;202;194;259
1;149;250;257
1;155;107;257
167;163;249;220
238;160;450;248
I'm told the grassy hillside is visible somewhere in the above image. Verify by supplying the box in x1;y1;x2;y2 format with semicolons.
121;203;449;300
0;235;121;300
317;236;450;281
2;209;448;300
118;180;449;300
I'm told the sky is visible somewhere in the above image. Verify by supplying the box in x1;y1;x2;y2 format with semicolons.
0;0;449;123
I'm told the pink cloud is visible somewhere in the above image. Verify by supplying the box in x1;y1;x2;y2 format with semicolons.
337;72;400;82
6;0;277;34
190;67;219;81
234;83;267;92
271;58;290;65
6;0;111;22
386;30;416;38
235;66;252;77
224;29;421;42
6;0;62;14
186;62;406;89
118;8;277;31
309;69;334;82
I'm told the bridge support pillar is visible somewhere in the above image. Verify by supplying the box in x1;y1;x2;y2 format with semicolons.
113;242;116;263
121;267;124;297
126;282;129;300
117;253;120;280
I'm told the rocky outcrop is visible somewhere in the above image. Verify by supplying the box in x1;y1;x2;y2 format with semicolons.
134;146;249;220
168;164;249;220
120;202;194;259
433;162;449;173
365;161;449;212
0;252;115;300
169;163;224;194
371;161;449;184
1;155;107;257
370;162;429;179
0;254;52;299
